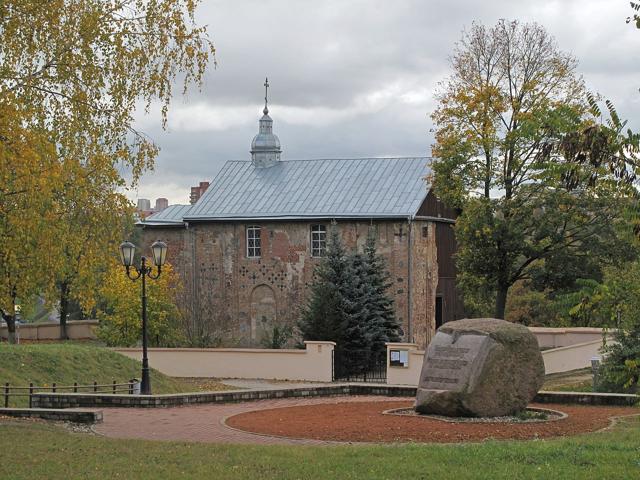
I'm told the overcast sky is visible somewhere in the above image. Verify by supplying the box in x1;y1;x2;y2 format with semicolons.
130;0;640;206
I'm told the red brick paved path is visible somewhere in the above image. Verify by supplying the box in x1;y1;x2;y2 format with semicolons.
94;395;399;445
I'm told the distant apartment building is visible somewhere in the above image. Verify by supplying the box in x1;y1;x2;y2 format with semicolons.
155;198;169;211
136;197;170;219
137;198;151;211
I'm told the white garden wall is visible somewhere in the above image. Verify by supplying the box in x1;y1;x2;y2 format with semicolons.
386;327;609;386
113;341;335;382
0;320;98;341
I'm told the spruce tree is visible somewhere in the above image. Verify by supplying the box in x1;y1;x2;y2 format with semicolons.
340;252;375;353
298;224;348;343
299;225;401;378
363;227;402;353
338;251;375;377
338;228;402;375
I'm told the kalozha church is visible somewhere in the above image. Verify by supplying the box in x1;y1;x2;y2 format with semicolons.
140;82;463;349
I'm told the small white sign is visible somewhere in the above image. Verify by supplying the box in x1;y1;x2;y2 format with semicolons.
399;350;409;366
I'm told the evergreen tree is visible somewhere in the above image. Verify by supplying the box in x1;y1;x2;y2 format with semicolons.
337;251;375;377
299;225;402;378
362;228;402;352
298;224;348;343
340;252;374;353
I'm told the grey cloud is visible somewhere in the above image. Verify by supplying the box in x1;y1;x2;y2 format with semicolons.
132;0;640;205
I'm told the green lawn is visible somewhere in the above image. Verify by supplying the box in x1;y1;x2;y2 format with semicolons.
0;343;228;406
0;415;638;479
543;369;594;393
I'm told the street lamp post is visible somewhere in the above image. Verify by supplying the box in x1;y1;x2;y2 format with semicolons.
119;240;168;395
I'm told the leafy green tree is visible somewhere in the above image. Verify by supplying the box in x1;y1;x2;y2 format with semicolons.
598;323;640;394
431;20;639;318
505;281;559;327
559;279;611;327
554;259;640;329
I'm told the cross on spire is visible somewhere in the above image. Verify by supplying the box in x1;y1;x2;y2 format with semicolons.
263;77;269;114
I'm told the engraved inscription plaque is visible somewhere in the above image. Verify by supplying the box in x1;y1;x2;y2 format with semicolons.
419;332;494;392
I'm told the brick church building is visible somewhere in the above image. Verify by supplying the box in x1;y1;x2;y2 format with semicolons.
140;90;462;348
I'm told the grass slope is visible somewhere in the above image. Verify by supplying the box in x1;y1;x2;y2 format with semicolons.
543;369;594;392
0;343;189;406
0;416;638;479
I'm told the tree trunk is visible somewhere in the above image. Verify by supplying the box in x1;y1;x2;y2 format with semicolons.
59;281;70;340
494;285;508;319
2;311;16;344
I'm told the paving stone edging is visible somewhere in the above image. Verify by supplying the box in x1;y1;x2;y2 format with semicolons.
533;390;639;406
30;384;413;409
0;407;103;423
29;384;638;409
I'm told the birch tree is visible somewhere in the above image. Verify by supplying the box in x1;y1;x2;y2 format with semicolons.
0;0;215;341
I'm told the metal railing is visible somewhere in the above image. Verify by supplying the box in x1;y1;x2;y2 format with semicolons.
2;380;139;408
333;349;387;383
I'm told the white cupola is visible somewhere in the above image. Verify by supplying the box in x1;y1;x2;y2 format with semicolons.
250;77;282;168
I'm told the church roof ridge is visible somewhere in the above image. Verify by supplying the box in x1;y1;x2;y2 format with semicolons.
183;156;432;222
223;155;432;164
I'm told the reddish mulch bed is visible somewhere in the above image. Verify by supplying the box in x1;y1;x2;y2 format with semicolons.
225;401;639;443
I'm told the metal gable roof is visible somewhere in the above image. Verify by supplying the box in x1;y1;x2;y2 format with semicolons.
141;204;192;225
185;157;431;221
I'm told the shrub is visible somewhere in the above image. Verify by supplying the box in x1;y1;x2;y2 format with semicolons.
596;325;640;393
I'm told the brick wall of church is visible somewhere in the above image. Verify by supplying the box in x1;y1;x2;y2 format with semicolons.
142;219;438;348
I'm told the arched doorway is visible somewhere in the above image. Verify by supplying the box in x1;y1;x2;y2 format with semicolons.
250;284;277;345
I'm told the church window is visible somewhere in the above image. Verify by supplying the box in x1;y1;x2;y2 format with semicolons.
247;226;261;258
310;224;327;257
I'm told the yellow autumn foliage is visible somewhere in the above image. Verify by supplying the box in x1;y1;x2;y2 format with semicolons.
0;1;215;339
94;260;185;347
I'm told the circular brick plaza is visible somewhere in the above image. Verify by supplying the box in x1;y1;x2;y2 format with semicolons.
93;396;639;445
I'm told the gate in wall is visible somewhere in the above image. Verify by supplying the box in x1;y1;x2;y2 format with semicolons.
332;349;387;383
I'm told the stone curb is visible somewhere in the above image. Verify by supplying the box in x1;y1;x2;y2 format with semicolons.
29;384;639;409
381;406;569;423
30;384;412;409
0;407;103;424
534;390;639;407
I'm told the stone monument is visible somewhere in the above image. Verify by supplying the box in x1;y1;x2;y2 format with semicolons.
415;318;545;417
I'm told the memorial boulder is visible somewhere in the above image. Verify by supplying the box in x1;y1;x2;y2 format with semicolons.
415;318;544;417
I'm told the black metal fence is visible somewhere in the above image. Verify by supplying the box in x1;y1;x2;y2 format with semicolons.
2;380;139;408
332;349;387;383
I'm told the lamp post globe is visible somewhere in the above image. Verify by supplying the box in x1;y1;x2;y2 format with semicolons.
119;241;136;267
151;240;168;267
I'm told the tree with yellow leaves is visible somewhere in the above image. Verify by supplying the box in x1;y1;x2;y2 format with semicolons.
49;158;134;339
94;260;185;347
0;104;62;342
0;0;215;342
